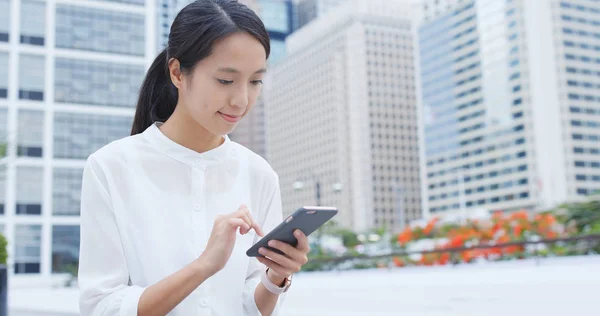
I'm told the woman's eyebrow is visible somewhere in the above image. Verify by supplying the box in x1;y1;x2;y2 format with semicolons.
217;67;267;74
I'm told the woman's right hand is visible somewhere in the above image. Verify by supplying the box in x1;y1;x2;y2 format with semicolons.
197;204;264;276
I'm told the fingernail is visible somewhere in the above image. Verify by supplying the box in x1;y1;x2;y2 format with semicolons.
268;240;276;247
259;247;266;254
294;230;301;237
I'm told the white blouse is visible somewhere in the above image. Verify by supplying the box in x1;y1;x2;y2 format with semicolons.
78;122;286;316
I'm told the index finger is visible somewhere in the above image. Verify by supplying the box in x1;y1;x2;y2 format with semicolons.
294;229;309;251
251;216;264;237
237;205;264;237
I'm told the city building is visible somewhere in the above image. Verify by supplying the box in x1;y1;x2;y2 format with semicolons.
418;0;600;220
265;0;421;233
296;0;356;29
0;0;155;284
233;0;296;159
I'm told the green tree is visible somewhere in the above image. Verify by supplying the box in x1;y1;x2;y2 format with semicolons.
334;228;361;248
0;233;7;265
561;199;600;233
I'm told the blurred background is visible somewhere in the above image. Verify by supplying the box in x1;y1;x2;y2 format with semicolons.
0;0;599;315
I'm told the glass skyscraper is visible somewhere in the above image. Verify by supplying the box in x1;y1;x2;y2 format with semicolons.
419;0;600;219
0;0;155;282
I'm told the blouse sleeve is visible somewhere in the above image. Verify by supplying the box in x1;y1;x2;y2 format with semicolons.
78;154;147;316
242;174;287;315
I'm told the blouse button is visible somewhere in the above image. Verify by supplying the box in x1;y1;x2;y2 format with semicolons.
194;204;201;212
199;298;209;307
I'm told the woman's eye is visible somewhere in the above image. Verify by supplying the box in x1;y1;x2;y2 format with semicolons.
251;80;263;85
218;79;234;85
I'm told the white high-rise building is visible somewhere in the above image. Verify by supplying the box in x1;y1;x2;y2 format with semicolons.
266;0;421;233
0;0;155;284
418;0;600;220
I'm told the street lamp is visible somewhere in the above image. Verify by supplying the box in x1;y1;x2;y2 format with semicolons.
293;178;343;206
293;176;343;251
392;181;405;233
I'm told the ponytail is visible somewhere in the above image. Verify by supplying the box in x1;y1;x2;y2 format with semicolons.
130;49;178;135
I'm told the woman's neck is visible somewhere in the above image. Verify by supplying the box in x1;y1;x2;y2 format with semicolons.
159;108;224;154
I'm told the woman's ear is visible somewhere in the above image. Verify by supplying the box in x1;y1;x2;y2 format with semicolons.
168;58;183;90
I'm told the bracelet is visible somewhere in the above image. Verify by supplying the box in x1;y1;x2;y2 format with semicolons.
260;268;292;294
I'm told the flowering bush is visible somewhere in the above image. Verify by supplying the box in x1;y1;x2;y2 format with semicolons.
394;210;564;267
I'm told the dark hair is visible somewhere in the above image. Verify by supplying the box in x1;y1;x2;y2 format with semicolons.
131;0;270;135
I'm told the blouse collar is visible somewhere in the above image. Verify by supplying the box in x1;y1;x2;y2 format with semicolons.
143;122;234;167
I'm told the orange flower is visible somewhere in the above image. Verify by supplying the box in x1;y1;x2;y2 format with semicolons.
397;228;413;245
492;210;504;220
513;225;523;238
423;217;438;235
545;231;557;239
492;223;503;234
489;247;502;256
437;253;450;265
449;235;465;248
393;257;405;267
461;250;474;263
505;245;520;254
510;210;528;221
545;214;556;225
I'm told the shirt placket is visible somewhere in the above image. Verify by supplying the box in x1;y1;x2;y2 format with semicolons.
191;157;212;313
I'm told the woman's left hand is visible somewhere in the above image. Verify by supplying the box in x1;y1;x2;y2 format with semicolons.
257;229;310;283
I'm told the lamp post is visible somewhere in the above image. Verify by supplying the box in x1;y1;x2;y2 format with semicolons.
392;181;405;233
293;177;343;207
293;176;343;249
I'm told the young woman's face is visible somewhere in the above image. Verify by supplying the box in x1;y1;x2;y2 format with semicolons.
174;32;267;136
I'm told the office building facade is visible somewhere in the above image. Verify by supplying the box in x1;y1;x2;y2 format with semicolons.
419;0;600;219
266;0;421;232
0;0;155;283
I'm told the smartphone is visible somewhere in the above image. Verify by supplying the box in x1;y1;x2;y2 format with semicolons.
246;206;338;257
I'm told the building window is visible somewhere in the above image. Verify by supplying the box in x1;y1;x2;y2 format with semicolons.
54;58;144;107
55;5;145;56
19;54;45;101
53;168;83;216
52;225;80;273
17;110;44;157
0;52;6;98
0;0;8;42
15;225;42;274
16;167;43;215
258;0;290;34
20;0;45;46
53;112;132;159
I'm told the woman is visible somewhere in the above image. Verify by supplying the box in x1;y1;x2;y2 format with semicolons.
78;1;310;315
